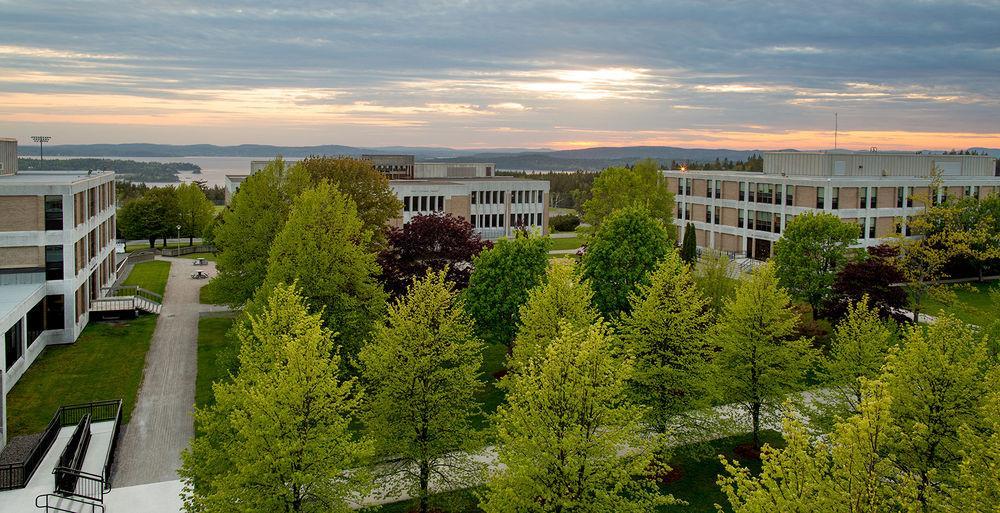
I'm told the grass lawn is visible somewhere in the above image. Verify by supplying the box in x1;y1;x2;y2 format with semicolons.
474;342;508;430
4;315;158;436
122;260;171;296
195;316;238;409
199;278;228;305
180;252;218;262
375;430;785;513
923;281;1000;325
549;235;583;251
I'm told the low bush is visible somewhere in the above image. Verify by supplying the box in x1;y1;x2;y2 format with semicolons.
550;213;581;232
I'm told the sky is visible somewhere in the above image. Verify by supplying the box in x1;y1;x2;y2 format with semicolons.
1;0;999;151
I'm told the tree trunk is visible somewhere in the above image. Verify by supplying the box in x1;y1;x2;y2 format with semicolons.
419;459;430;513
189;235;194;246
751;402;761;450
978;265;984;283
912;306;919;324
147;238;155;249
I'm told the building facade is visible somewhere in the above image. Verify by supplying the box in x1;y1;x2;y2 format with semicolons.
227;155;549;239
0;139;117;449
665;151;999;260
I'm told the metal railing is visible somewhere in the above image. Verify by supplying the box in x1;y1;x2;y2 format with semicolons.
93;285;162;314
54;415;91;494
0;410;62;490
161;244;215;257
36;493;105;513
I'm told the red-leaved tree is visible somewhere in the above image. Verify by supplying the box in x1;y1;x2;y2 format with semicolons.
378;213;492;297
823;244;909;321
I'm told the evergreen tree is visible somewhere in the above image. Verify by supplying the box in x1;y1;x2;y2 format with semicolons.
463;231;551;350
581;207;671;319
358;271;484;513
508;259;599;374
179;284;372;513
711;262;817;449
481;322;671;513
617;249;714;436
259;182;386;360
680;222;698;263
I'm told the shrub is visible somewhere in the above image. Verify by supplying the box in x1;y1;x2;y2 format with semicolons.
550;213;581;232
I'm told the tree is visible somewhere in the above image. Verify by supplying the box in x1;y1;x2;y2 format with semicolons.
176;182;215;245
693;248;738;317
617;249;715;436
811;296;894;430
949;368;1000;511
295;156;402;246
711;262;817;450
145;186;180;248
116;196;163;249
582;158;675;231
508;259;600;373
213;159;301;306
481;321;671;513
581;207;671;319
718;381;900;513
463;232;550;350
772;212;860;316
259;182;386;361
358;271;484;513
680;222;697;264
179;284;372;513
377;212;490;297
824;245;908;321
893;238;950;324
884;315;991;511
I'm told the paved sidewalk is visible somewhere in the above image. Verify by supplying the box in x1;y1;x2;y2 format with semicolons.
114;257;226;487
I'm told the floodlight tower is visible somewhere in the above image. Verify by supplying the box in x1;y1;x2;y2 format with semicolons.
31;136;51;162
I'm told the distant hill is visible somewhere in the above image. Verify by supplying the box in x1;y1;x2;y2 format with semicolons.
16;143;547;159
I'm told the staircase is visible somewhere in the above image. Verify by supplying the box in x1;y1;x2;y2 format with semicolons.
91;286;162;316
35;493;105;513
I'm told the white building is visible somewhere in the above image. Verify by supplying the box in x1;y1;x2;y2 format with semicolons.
0;139;117;449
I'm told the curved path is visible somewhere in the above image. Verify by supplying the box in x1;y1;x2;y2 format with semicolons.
114;256;228;487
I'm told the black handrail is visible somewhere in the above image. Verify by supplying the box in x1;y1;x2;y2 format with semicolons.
36;492;106;513
54;414;91;494
53;467;105;503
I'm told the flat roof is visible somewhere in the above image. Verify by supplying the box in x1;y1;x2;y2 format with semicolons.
0;170;114;185
0;282;43;328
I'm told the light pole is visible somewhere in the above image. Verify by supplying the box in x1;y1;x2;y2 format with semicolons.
176;224;181;248
31;136;51;162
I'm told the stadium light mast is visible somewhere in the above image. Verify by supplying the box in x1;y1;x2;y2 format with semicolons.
31;136;51;162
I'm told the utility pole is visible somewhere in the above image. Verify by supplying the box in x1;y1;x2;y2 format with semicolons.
834;113;838;150
31;136;51;162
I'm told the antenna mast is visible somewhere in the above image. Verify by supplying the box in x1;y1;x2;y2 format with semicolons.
834;113;838;150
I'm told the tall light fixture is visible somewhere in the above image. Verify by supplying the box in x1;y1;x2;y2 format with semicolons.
31;136;51;161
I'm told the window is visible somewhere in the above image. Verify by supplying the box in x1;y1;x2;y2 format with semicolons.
45;195;63;230
437;196;444;211
896;187;905;208
869;217;876;239
500;191;506;203
5;320;23;371
739;182;746;201
755;211;771;232
45;245;63;280
816;187;825;209
46;294;64;330
832;187;840;210
471;215;477;227
738;210;745;228
748;182;756;202
706;207;712;224
27;300;45;346
905;219;912;236
786;185;794;206
470;192;476;205
870;187;878;208
860;187;868;209
684;203;691;221
677;202;682;219
858;219;867;239
707;180;714;198
773;213;781;234
715;181;721;199
714;206;721;225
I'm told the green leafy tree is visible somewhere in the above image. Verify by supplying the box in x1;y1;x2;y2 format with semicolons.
117;196;164;248
295;156;402;247
464;232;550;350
719;381;901;513
144;185;180;248
508;259;600;373
893;238;951;323
680;222;697;263
179;284;372;513
581;207;671;319
617;249;714;436
259;182;386;360
884;315;991;512
694;248;737;317
358;271;484;513
772;212;860;316
582;158;675;230
481;321;672;513
176;182;215;245
213;159;301;306
711;262;817;449
949;368;1000;512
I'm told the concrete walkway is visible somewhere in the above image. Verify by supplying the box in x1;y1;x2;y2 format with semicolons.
114;257;225;487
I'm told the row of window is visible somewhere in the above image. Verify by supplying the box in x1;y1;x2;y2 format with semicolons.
4;295;64;371
470;212;543;229
402;195;445;213
683;204;914;240
679;181;986;210
470;189;545;205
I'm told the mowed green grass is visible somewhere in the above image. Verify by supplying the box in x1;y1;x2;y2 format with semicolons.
375;430;785;513
180;252;218;262
474;341;508;431
199;278;228;305
195;316;238;409
924;281;1000;325
122;260;171;296
548;235;583;251
5;315;158;436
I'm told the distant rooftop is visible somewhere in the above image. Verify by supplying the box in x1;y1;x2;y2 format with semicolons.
0;169;115;185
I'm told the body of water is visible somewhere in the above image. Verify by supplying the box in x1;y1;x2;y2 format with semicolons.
82;156;284;187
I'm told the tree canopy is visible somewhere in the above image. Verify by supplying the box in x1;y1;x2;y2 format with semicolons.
582;158;675;231
176;182;215;245
773;211;860;315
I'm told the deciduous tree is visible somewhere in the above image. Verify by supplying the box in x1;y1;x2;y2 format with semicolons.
582;158;675;231
377;212;490;297
824;245;908;321
481;321;671;513
581;207;671;319
260;182;386;360
463;232;550;350
179;284;372;513
772;212;860;316
693;248;738;317
358;271;484;513
711;262;817;450
176;182;215;245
